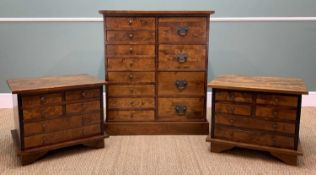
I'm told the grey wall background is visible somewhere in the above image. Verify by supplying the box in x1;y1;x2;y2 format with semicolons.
0;0;316;92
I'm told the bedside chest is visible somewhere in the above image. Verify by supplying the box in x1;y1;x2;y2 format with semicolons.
7;74;108;165
99;10;214;135
206;75;308;165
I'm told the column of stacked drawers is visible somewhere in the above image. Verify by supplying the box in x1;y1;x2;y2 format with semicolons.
101;11;214;134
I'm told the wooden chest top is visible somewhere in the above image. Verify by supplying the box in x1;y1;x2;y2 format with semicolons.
99;10;214;17
208;75;308;95
7;74;105;94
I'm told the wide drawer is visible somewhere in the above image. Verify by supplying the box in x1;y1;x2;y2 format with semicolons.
106;45;155;56
106;30;155;44
215;90;253;103
23;105;63;122
215;103;251;116
22;93;62;107
158;97;204;121
256;106;297;122
108;72;155;84
106;17;155;30
158;45;206;70
214;126;294;149
66;88;100;101
256;94;298;107
158;72;205;96
108;85;155;97
66;101;100;114
158;17;207;44
107;57;155;71
215;114;295;134
108;98;155;109
108;110;155;121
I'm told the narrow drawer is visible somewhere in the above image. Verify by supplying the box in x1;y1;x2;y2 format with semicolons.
23;105;63;122
106;45;155;56
107;57;155;71
214;126;294;149
158;45;206;70
256;106;297;122
106;31;155;44
22;93;62;107
106;17;155;30
108;72;155;84
66;88;100;101
215;114;296;134
66;101;100;114
158;72;205;96
158;17;207;44
108;110;155;121
108;98;155;109
215;90;253;103
215;103;251;116
158;97;204;121
256;94;298;107
108;85;155;97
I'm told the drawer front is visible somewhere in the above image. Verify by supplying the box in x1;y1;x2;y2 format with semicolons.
158;45;206;70
108;72;155;84
215;91;253;103
256;106;297;122
108;98;155;109
256;94;298;107
108;110;155;121
107;57;155;71
106;17;155;30
23;105;63;122
22;93;62;107
106;45;155;56
158;98;204;121
108;85;155;97
215;103;251;116
215;114;295;134
158;72;205;96
81;112;102;125
66;101;100;114
66;88;100;101
158;17;207;44
106;31;155;44
214;126;294;149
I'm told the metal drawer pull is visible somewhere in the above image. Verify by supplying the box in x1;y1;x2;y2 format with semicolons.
176;53;188;63
40;96;45;102
175;80;188;90
129;47;133;53
176;26;189;36
128;33;134;39
175;105;187;115
128;73;134;79
128;18;133;25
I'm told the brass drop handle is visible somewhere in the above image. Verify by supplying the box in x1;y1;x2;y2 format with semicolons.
129;47;133;53
176;53;188;63
128;33;134;39
175;80;188;90
176;26;189;36
128;18;133;25
175;105;187;116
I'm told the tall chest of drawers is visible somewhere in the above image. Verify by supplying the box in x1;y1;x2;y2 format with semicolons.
7;74;108;165
99;10;214;134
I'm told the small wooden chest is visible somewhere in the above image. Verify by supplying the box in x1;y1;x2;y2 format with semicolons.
206;75;308;165
7;74;108;165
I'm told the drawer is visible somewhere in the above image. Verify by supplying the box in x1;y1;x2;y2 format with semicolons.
108;85;155;97
215;103;251;116
106;31;155;44
106;17;155;30
158;98;204;121
215;114;296;134
158;45;206;70
108;110;155;121
106;45;155;56
108;98;155;109
214;126;294;149
23;105;63;122
107;57;155;71
256;94;298;107
158;72;205;96
66;101;100;114
256;106;297;122
158;17;207;44
66;88;100;101
22;93;62;107
215;91;253;103
108;72;155;84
